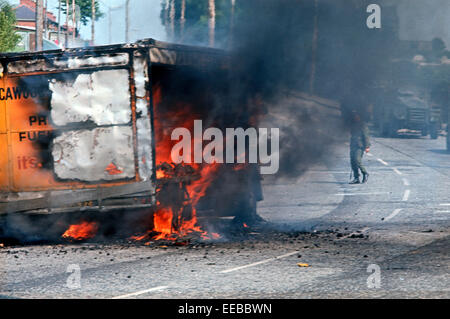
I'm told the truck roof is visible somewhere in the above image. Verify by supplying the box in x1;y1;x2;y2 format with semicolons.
0;38;230;74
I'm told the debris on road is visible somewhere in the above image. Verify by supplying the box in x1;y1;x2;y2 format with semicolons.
348;233;365;239
297;263;310;268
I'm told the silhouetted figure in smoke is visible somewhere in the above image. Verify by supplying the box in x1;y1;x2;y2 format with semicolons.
349;111;371;184
229;94;267;227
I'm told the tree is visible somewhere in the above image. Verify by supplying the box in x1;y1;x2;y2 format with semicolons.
0;0;21;52
160;0;234;47
35;0;44;51
61;0;103;26
432;37;446;54
430;37;450;61
208;0;215;46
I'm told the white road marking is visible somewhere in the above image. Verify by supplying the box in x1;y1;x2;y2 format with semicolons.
220;251;299;274
309;171;351;174
384;209;403;221
436;211;450;213
112;286;169;299
402;190;411;202
334;192;390;196
439;204;450;206
370;154;410;218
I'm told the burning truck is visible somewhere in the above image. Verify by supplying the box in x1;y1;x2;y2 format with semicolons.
0;39;264;242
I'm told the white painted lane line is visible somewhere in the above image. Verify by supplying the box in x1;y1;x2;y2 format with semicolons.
220;251;299;274
334;192;390;196
309;171;351;174
112;286;169;299
402;178;410;186
384;209;402;221
377;159;389;166
393;168;403;176
439;204;450;206
402;190;411;202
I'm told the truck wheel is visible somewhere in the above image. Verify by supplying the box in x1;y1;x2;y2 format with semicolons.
447;133;450;152
381;122;390;137
430;123;439;140
421;129;428;137
388;122;398;138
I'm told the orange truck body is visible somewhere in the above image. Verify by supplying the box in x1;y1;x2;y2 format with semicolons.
0;39;229;214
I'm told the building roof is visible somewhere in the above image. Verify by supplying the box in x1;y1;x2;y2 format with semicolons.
15;5;35;21
15;0;58;23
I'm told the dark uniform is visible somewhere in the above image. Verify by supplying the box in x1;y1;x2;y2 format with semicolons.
350;116;371;184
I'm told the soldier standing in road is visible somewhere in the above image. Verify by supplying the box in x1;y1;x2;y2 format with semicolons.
349;111;371;184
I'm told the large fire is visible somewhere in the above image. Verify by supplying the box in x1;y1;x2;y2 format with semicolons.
131;86;222;242
61;86;224;243
62;221;99;241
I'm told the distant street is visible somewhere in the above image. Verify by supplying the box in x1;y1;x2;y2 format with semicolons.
1;135;449;299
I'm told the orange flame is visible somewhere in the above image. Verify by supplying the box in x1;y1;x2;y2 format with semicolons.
62;221;99;241
131;86;223;242
105;163;123;175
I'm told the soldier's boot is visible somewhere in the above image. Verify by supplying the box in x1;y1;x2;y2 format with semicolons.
349;178;360;184
362;173;369;184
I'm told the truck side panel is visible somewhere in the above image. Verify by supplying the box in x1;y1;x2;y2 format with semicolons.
0;47;156;213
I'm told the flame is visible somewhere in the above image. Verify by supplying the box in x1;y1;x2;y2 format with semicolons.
233;164;248;172
62;221;99;241
105;163;123;175
131;86;222;242
153;208;176;240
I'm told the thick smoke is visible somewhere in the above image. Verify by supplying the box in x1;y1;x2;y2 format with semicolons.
224;0;440;177
2;1;448;243
226;0;348;178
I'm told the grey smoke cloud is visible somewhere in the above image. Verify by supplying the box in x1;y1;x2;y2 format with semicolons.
9;0;449;47
381;0;450;46
10;0;166;44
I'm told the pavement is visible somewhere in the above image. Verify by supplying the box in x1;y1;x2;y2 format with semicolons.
0;135;449;299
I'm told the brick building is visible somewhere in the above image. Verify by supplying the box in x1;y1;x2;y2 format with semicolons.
14;0;77;51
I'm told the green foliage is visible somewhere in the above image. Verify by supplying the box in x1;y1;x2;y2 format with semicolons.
61;0;103;26
0;0;21;53
432;37;446;53
427;37;448;62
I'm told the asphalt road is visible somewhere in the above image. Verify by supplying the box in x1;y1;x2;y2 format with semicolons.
0;135;449;299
